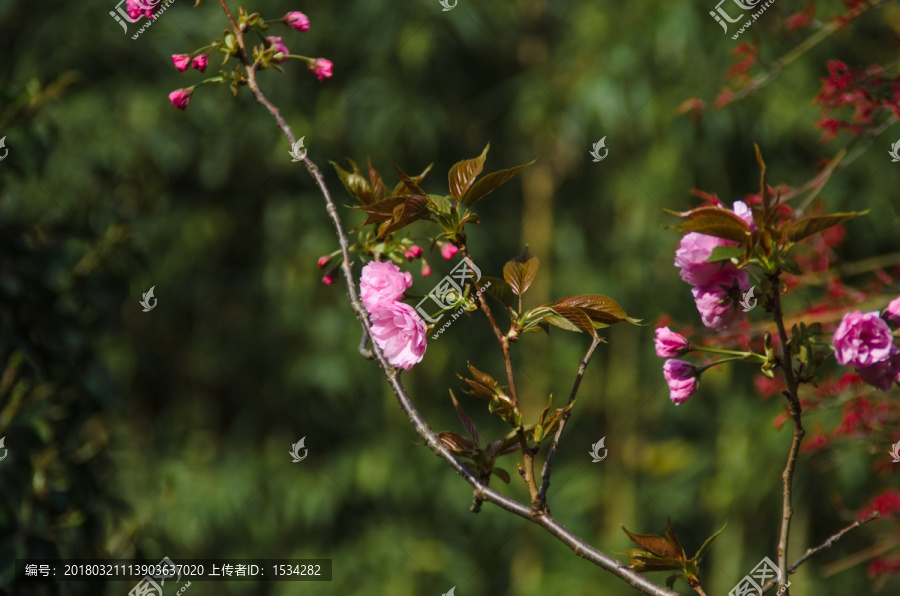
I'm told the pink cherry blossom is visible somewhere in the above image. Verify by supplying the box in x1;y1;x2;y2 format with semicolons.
856;346;900;391
404;245;423;260
171;54;191;72
833;310;895;367
168;88;193;111
309;58;333;81
663;359;699;405
883;296;900;325
440;242;460;260
369;302;427;370
654;326;690;358
691;267;750;330
675;232;731;287
732;200;757;230
359;261;413;313
191;54;209;73
283;11;310;32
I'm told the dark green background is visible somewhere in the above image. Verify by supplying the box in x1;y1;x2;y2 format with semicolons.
2;0;900;594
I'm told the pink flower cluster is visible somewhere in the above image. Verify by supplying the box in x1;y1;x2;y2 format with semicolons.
833;299;900;391
675;201;753;330
654;327;697;405
359;262;426;370
126;0;160;20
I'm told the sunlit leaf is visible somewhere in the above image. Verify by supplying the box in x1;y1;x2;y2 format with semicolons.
705;245;744;263
392;164;432;197
330;159;375;205
439;431;475;454
477;276;514;308
464;159;535;207
621;524;685;560
448;144;489;202
503;248;539;296
552;294;640;325
785;212;868;243
546;306;596;335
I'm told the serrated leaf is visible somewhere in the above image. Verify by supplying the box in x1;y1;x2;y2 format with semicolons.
464;159;535;207
439;431;476;454
785;211;867;243
694;522;726;562
503;249;539;296
478;276;514;308
449;144;490;202
491;467;511;484
547;306;596;335
705;245;744;263
450;389;480;446
621;525;685;560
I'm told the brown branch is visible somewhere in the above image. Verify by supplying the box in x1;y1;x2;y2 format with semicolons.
761;512;880;592
537;334;601;507
768;271;805;596
213;5;677;592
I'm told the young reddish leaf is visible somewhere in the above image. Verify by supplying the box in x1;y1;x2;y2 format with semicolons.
784;211;867;243
666;207;751;244
621;524;685;560
552;294;640;325
467;362;501;392
367;157;388;200
376;194;431;237
664;517;686;560
478;276;514;308
463;159;536;207
450;389;480;446
448;144;490;202
439;431;476;454
486;429;523;458
392;164;432;197
546;306;596;335
491;467;511;484
502;248;539;296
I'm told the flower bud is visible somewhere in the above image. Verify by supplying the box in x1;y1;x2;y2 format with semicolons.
283;11;310;32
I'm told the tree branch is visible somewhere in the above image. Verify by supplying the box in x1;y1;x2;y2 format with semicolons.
761;512;880;592
768;271;805;596
538;334;601;507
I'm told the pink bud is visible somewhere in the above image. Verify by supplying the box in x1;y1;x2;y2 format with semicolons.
168;88;193;111
421;259;433;277
663;359;699;405
654;326;690;358
884;296;900;325
309;58;333;81
266;36;290;63
322;269;339;285
404;245;423;260
439;242;459;260
283;11;310;32
317;256;331;269
171;54;192;72
191;54;209;73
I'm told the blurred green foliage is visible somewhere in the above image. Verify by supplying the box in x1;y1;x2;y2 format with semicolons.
2;0;900;594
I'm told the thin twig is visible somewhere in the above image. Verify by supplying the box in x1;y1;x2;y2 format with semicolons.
769;271;805;596
537;335;601;507
761;512;880;592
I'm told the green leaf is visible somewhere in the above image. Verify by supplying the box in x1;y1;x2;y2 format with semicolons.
693;522;726;562
478;276;514;308
489;395;521;427
785;211;868;243
491;467;511;484
705;244;744;263
486;429;523;457
503;248;539;296
330;159;375;205
464;159;536;207
448;144;490;202
546;306;596;335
